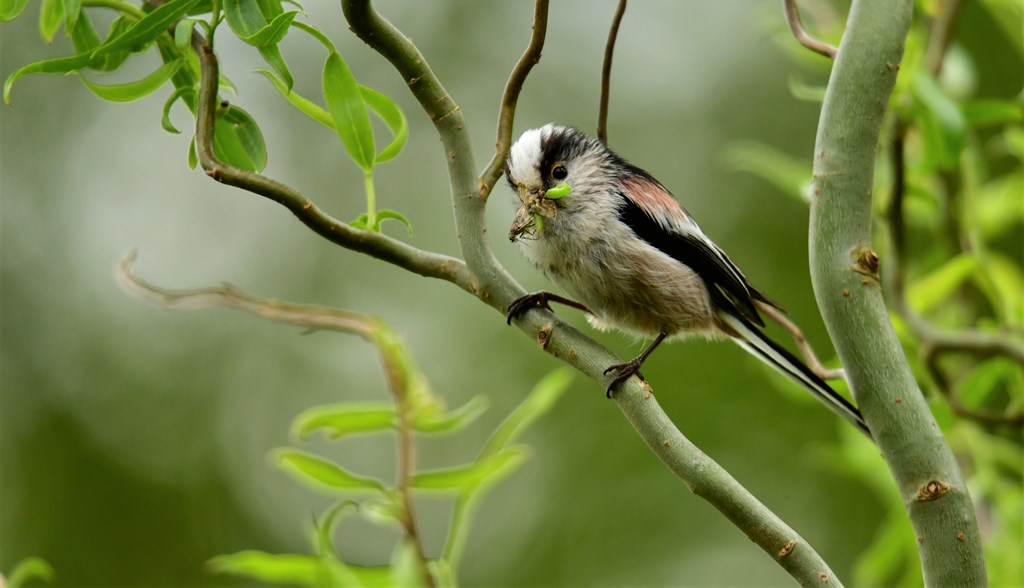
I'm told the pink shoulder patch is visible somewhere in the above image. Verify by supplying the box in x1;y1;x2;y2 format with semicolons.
621;175;688;225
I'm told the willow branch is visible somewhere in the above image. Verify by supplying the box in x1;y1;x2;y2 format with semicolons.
597;0;627;144
755;301;845;381
341;1;843;584
783;0;837;59
117;252;434;584
186;34;473;294
479;0;550;195
808;0;987;584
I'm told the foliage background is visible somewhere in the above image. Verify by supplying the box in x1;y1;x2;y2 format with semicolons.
1;0;1020;585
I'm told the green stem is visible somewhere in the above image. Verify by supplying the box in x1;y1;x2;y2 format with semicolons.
364;169;377;230
808;0;987;584
209;0;222;46
81;0;145;19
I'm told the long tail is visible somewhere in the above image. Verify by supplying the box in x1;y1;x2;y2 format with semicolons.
717;311;873;440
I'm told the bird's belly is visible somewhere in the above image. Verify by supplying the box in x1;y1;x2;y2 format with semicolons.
526;236;717;338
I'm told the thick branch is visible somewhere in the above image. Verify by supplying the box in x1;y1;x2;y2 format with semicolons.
597;0;627;144
187;35;473;293
808;0;987;584
479;0;550;195
783;0;837;59
341;1;843;584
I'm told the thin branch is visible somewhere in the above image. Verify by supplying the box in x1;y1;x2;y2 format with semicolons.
479;0;550;197
186;34;474;294
118;252;435;583
783;0;837;59
755;301;845;381
597;0;627;144
924;0;963;76
924;349;1024;427
808;0;986;583
340;2;844;584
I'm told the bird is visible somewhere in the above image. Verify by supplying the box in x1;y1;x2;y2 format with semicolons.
503;124;871;438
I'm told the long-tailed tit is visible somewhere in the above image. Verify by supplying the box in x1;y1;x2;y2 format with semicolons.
504;124;870;438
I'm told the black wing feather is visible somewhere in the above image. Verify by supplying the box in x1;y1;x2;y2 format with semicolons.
617;193;766;327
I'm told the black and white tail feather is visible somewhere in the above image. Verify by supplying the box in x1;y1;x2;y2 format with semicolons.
718;310;871;438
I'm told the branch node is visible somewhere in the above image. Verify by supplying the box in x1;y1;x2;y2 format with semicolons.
778;539;797;558
851;247;880;280
914;479;951;502
537;323;553;348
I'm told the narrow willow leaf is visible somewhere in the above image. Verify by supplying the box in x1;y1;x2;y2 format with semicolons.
0;0;29;22
162;86;195;134
214;105;268;172
282;0;305;9
315;500;357;557
92;0;201;58
4;52;92;104
291;403;396;440
60;0;80;34
372;209;413;235
255;69;332;128
722;141;812;202
188;136;198;169
787;75;826;102
912;71;966;170
361;498;402;526
39;0;63;43
70;8;99;52
350;213;369;230
958;357;1017;408
273;448;388;493
962;99;1023;127
238;10;298;46
255;0;284;18
323;52;375;170
480;369;572;458
360;85;407;164
88;17;133;72
415;395;488;434
292;20;335;53
258;44;293;91
906;254;979;314
7;557;56;588
174;18;198;51
981;253;1024;324
77;60;182;103
208;551;325;584
223;0;267;37
411;447;528;491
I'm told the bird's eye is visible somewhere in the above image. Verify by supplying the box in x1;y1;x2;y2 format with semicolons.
551;164;568;181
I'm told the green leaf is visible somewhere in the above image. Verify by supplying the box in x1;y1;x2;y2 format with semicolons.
414;395;488;434
60;0;80;34
976;173;1024;239
239;10;298;46
256;69;333;128
350;213;369;230
958;357;1018;409
292;20;335;53
906;254;979;314
4;52;93;105
722;141;812;202
389;540;424;588
290;402;396;440
412;446;528;491
273;448;388;493
92;0;201;58
188;136;198;169
208;551;327;584
258;44;293;91
174;17;198;51
360;85;407;164
911;71;966;170
981;253;1024;324
87;17;133;72
162;86;195;134
787;75;827;102
323;51;375;170
39;0;63;43
0;0;29;22
70;8;99;52
76;60;182;103
962;99;1023;128
7;557;55;588
481;369;572;458
315;500;356;558
214;104;268;172
360;498;402;525
255;0;284;18
372;209;413;235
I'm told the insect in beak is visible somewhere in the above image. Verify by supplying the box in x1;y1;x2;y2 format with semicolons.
508;183;571;242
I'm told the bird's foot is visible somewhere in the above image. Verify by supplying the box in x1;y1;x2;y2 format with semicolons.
506;291;590;325
603;359;646;398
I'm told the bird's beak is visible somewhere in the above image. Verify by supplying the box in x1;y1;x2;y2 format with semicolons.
515;183;536;206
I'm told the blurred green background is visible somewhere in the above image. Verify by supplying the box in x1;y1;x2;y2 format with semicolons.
2;0;1020;586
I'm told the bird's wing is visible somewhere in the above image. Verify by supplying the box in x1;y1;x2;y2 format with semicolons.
616;172;770;326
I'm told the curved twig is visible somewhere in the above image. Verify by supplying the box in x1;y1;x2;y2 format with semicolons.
755;300;845;381
187;35;473;294
479;0;550;197
339;1;843;584
783;0;837;59
597;0;627;144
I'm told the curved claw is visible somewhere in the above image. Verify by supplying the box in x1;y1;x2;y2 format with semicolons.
603;361;645;398
506;293;551;325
